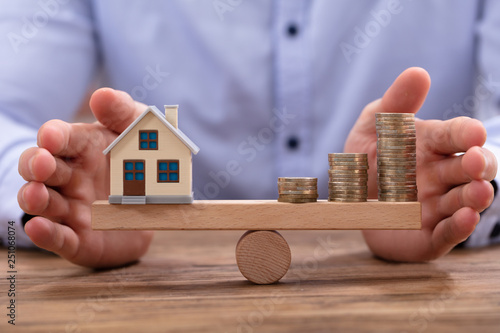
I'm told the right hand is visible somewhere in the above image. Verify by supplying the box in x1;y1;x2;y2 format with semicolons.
18;88;154;268
344;68;496;262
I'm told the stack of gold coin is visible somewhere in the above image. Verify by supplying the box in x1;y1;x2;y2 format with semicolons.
277;177;318;203
376;113;418;202
328;153;368;202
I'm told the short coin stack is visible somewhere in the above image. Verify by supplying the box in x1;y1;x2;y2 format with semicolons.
328;153;368;202
277;177;318;203
376;113;418;202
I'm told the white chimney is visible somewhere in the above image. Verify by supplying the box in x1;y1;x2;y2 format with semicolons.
164;105;178;129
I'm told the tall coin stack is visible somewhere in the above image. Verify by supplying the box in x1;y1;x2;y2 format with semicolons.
376;113;418;202
277;177;318;203
328;153;369;202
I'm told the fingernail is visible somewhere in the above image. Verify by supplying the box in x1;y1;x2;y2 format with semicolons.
28;155;35;178
482;152;489;179
20;186;26;204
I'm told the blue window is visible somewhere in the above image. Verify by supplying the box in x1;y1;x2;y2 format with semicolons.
135;172;144;181
157;160;180;183
159;162;168;171
135;162;144;170
125;173;133;180
125;162;133;170
139;130;158;150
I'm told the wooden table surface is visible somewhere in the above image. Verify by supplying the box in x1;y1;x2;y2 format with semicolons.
2;230;499;333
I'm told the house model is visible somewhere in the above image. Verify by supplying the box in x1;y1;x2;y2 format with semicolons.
103;105;200;204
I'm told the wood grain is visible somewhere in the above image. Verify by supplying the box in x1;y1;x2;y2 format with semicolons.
236;231;291;284
92;200;421;230
4;231;499;333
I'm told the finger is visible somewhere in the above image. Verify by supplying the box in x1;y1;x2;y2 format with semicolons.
24;216;80;262
19;147;55;182
38;120;108;158
434;146;497;186
381;67;431;114
431;207;479;259
467;147;497;181
355;67;431;133
436;180;494;219
19;147;73;186
418;117;487;155
26;215;154;268
18;182;70;220
90;88;148;134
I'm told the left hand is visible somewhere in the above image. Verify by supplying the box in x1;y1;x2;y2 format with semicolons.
17;88;154;268
345;67;498;262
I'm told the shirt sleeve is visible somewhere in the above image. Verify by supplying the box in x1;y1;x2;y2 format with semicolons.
466;0;500;247
0;0;98;247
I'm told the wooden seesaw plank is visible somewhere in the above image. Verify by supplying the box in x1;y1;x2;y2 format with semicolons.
92;200;421;230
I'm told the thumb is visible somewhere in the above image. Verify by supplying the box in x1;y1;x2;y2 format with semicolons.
355;67;431;134
90;88;148;134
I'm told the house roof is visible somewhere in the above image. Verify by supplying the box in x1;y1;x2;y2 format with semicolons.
103;105;200;155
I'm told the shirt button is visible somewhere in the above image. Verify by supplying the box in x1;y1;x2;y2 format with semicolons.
287;136;300;150
286;23;299;37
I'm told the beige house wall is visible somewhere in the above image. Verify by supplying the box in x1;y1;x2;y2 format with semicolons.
109;112;192;196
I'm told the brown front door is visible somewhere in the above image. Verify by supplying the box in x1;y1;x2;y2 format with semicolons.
123;160;145;196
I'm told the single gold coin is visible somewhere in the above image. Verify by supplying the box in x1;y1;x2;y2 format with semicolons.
328;197;367;202
278;197;318;203
329;195;368;200
278;177;317;182
278;186;318;191
278;181;318;186
329;180;368;184
279;190;319;195
328;153;368;158
278;194;319;199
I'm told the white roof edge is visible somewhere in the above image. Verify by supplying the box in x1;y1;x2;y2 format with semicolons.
103;105;200;155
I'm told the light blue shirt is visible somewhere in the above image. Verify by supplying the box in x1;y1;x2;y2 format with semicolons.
1;0;500;247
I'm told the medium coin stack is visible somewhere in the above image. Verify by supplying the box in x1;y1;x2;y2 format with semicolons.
376;113;418;202
328;153;368;202
277;177;318;203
